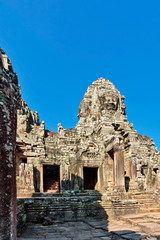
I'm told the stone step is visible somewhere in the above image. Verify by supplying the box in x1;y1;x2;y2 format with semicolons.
138;202;158;207
140;207;160;213
18;196;107;222
120;212;160;236
129;195;155;200
32;191;102;198
100;203;113;208
17;193;33;198
137;198;156;202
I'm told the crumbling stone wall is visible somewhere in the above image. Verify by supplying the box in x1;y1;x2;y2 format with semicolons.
16;78;160;197
16;99;45;197
135;134;160;191
0;49;20;240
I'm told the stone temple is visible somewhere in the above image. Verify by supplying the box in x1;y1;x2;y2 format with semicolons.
1;49;160;239
15;75;160;197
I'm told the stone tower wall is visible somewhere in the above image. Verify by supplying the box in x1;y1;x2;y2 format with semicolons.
0;49;20;240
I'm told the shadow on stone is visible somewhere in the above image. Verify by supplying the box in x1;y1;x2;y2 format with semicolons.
33;167;40;192
17;175;157;240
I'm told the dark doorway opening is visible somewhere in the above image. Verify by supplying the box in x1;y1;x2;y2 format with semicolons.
43;165;60;192
21;158;27;164
83;167;98;190
125;176;130;192
108;149;114;160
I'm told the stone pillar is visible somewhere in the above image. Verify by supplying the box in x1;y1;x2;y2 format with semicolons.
114;147;125;190
157;170;160;190
40;164;44;192
129;155;137;180
0;49;20;240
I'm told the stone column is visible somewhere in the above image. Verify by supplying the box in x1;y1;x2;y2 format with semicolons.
0;50;20;240
40;164;44;192
114;147;125;191
157;170;160;190
129;155;137;180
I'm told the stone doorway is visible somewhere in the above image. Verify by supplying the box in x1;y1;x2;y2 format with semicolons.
83;167;98;190
125;176;130;192
43;165;60;192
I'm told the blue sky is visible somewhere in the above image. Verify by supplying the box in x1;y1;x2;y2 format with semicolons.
0;0;160;150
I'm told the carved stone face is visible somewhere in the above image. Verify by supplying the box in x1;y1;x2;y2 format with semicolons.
77;78;125;123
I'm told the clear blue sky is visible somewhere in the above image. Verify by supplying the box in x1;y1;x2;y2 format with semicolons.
0;0;160;150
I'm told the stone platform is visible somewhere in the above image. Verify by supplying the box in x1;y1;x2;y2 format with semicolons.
120;212;160;236
17;191;160;234
17;192;106;225
18;213;160;240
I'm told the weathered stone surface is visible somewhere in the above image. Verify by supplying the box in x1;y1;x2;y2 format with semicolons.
17;199;27;235
16;77;160;202
0;49;20;240
17;193;106;223
1;48;160;239
17;217;160;240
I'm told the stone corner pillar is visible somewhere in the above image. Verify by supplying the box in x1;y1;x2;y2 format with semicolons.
129;155;137;180
113;146;125;191
0;50;20;240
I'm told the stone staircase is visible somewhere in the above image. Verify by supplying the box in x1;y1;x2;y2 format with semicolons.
101;192;139;218
18;191;106;224
127;191;160;213
100;190;160;219
17;190;160;227
119;212;160;238
44;179;59;193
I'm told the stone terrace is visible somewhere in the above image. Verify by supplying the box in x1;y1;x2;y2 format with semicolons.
18;212;160;240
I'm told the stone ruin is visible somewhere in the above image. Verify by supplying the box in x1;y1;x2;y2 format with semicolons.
16;77;160;196
0;49;20;240
14;56;160;226
0;50;160;239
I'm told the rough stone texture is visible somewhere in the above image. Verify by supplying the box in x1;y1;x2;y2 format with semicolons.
1;48;160;238
0;49;20;240
17;199;27;235
18;194;106;223
16;78;160;201
17;217;160;240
